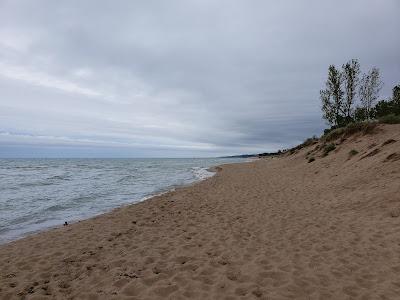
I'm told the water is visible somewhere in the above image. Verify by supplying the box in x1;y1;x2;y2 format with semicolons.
0;158;244;244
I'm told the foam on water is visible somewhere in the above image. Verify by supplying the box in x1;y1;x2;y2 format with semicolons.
0;158;244;244
191;167;216;180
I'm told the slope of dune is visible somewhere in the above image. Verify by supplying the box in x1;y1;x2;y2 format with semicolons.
1;124;400;300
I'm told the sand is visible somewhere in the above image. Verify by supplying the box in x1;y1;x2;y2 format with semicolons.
1;124;400;300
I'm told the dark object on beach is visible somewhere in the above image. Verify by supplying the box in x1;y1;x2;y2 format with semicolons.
64;221;68;226
390;208;400;218
349;149;359;157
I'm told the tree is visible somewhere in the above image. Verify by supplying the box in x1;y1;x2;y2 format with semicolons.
320;65;344;127
358;67;382;119
320;89;335;125
354;107;368;121
393;84;400;115
374;84;400;117
342;59;360;122
393;85;400;103
373;99;393;118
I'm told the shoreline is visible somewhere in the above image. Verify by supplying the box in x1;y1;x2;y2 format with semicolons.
1;125;399;299
0;160;245;246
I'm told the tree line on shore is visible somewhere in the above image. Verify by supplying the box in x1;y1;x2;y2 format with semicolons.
320;59;400;131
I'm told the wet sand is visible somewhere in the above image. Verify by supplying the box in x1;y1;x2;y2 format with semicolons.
1;124;400;300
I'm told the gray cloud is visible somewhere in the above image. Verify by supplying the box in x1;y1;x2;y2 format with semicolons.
0;0;399;157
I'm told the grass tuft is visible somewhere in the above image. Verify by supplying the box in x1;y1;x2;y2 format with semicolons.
348;149;359;157
323;143;336;156
322;121;377;142
288;136;318;155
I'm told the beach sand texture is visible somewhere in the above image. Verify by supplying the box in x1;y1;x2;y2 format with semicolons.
1;124;400;300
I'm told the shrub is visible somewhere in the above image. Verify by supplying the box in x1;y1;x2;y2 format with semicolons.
288;136;318;155
349;149;359;156
323;126;340;136
379;114;400;124
374;85;400;117
345;121;377;135
323;143;336;156
302;137;318;147
322;121;377;142
308;157;315;163
323;127;345;142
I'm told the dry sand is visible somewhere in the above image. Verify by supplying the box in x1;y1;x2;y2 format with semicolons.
1;124;400;300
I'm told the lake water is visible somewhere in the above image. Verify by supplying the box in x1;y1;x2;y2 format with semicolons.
0;158;244;244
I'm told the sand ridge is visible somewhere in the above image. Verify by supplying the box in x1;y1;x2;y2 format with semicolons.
1;124;400;299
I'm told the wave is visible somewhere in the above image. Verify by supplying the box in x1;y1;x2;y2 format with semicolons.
0;157;245;244
117;175;137;183
191;167;215;180
44;204;70;212
19;181;54;187
47;174;72;181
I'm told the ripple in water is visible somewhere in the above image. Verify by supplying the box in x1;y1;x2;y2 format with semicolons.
0;158;244;243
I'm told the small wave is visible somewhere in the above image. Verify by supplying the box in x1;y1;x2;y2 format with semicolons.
44;204;69;212
117;175;137;183
1;158;243;244
14;166;48;170
191;167;215;180
75;164;89;167
19;181;54;188
47;174;71;181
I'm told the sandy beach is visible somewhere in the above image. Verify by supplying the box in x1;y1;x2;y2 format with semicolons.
1;124;400;299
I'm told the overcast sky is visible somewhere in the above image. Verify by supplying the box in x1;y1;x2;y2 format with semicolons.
0;0;399;157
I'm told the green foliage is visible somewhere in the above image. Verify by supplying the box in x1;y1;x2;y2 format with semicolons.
287;136;318;155
323;143;336;156
373;85;400;118
358;68;382;120
354;107;368;122
323;127;337;136
319;59;383;127
349;149;359;156
323;128;345;142
320;65;344;127
322;121;377;142
342;59;360;120
345;122;377;135
374;100;396;118
379;114;400;124
302;136;318;147
394;85;400;103
318;61;400;127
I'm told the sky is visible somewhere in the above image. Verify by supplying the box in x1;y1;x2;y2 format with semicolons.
0;0;399;158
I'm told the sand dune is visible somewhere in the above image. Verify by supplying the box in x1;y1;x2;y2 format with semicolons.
1;124;400;299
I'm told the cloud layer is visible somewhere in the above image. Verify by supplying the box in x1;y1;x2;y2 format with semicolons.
1;0;399;157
